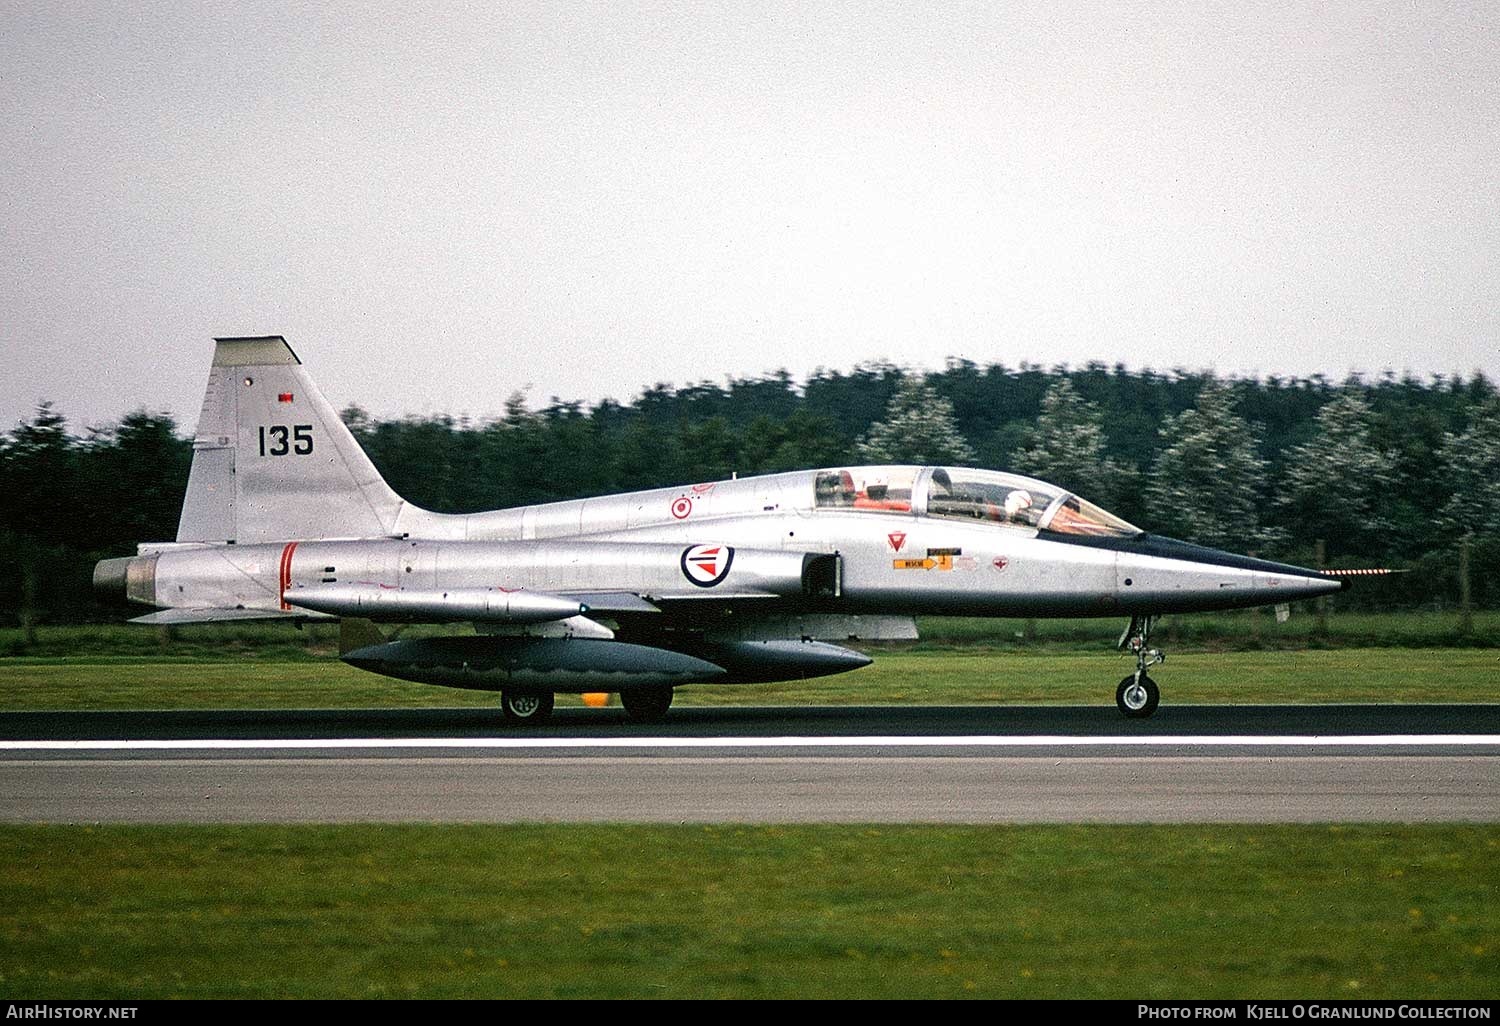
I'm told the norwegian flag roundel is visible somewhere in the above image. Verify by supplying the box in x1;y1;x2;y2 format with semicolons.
681;544;735;587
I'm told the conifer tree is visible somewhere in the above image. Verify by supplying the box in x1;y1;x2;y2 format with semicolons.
1144;384;1272;551
856;376;975;464
1278;392;1397;556
1011;379;1126;505
1438;399;1500;537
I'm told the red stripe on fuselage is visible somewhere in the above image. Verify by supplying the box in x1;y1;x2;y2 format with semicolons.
278;541;299;611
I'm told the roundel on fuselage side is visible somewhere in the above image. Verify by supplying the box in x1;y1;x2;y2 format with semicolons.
681;544;734;587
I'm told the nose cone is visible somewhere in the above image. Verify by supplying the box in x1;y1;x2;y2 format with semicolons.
1116;534;1342;612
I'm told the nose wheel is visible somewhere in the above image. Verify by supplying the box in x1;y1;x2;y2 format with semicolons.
1116;674;1160;718
1116;615;1165;718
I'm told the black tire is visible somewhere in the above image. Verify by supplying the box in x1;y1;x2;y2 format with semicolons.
501;690;555;725
619;684;674;723
1115;674;1160;719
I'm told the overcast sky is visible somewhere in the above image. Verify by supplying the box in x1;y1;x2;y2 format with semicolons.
2;1;1496;433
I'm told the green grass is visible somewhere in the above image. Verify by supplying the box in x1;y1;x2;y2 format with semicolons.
917;609;1500;650
0;824;1494;999
2;614;1496;711
0;622;341;661
687;649;1500;707
1;648;1496;711
4;609;1499;661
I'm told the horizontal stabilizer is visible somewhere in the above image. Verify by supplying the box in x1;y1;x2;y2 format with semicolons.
129;608;332;625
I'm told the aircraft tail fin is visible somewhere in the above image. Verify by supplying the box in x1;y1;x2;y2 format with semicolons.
177;337;408;543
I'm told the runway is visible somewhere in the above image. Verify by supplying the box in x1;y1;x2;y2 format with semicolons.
2;704;1497;824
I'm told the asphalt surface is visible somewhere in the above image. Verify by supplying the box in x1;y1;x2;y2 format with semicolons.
2;704;1497;824
6;702;1499;740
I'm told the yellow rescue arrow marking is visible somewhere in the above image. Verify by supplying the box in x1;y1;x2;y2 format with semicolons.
892;556;953;571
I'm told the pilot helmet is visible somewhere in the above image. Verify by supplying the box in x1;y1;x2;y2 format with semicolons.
1003;489;1033;518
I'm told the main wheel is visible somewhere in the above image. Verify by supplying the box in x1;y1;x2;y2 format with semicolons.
1115;674;1160;719
501;690;555;725
619;684;674;724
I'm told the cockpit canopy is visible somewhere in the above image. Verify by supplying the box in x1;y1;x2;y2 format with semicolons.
812;466;1139;538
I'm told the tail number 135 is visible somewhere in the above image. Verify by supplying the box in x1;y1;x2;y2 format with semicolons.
258;425;314;456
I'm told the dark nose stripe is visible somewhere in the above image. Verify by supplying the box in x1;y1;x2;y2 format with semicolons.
1037;531;1327;580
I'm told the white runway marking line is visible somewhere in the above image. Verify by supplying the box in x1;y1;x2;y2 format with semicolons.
1;734;1499;751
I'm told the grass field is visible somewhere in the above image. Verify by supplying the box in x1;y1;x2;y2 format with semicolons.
5;610;1500;660
919;609;1500;650
3;618;1496;1000
1;824;1495;999
1;648;1497;711
0;613;1497;711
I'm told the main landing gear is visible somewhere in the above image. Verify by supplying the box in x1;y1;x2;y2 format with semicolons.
1115;615;1164;719
500;690;555;725
619;684;675;724
500;686;677;725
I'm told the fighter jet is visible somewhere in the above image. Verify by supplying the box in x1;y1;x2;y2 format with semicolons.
94;336;1346;722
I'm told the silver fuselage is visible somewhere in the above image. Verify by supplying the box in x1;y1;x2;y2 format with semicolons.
115;466;1339;619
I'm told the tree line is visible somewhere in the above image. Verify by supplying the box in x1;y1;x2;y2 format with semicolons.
3;359;1497;625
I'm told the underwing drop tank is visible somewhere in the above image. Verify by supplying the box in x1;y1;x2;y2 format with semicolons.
340;636;727;693
680;639;873;683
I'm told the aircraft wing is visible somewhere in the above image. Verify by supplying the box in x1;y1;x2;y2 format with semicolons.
555;592;661;614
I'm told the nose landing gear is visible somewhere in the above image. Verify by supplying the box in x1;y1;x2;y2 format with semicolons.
1116;614;1164;718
